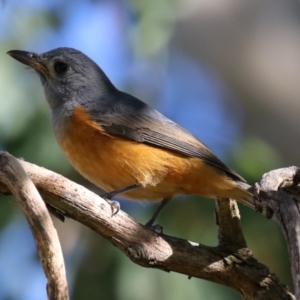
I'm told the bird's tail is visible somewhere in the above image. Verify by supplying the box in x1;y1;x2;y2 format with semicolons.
235;181;256;211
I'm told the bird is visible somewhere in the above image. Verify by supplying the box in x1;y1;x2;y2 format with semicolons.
7;47;253;229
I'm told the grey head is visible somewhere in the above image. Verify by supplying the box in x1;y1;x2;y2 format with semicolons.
7;47;116;112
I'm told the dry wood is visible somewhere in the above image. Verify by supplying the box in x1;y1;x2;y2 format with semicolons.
254;167;300;300
0;151;295;299
0;152;69;300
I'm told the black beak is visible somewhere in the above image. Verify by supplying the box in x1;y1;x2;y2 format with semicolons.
7;50;47;74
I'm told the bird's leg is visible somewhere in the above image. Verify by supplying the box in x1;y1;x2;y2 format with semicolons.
101;184;141;216
145;198;172;233
102;184;141;199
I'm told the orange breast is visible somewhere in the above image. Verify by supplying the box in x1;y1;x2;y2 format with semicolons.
56;106;248;202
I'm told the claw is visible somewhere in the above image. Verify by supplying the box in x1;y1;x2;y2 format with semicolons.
107;199;120;216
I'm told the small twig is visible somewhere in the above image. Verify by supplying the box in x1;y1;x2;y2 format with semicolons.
215;197;247;247
0;152;69;300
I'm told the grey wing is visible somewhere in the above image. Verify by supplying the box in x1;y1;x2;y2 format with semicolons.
93;111;245;183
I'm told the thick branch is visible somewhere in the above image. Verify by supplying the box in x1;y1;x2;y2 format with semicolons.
255;167;300;300
0;153;294;299
0;152;69;300
214;198;293;300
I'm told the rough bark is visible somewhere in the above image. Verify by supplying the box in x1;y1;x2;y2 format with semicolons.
0;151;296;299
0;152;69;300
254;167;300;299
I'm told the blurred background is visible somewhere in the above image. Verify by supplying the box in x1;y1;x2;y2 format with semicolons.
0;0;299;299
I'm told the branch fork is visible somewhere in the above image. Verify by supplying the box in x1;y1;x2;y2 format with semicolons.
0;151;297;300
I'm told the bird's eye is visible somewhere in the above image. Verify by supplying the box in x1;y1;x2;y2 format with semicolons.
54;62;68;74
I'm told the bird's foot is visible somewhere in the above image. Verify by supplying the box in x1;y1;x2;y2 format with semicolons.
100;191;120;216
106;199;120;216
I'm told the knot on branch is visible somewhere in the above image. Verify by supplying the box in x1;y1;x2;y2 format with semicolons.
126;244;157;265
255;274;294;300
253;186;276;219
221;247;253;270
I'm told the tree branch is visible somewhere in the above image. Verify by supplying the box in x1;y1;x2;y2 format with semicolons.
0;152;69;300
0;152;295;299
215;197;247;247
255;167;300;300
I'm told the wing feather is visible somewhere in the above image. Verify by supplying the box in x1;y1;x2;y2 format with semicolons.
92;112;245;183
